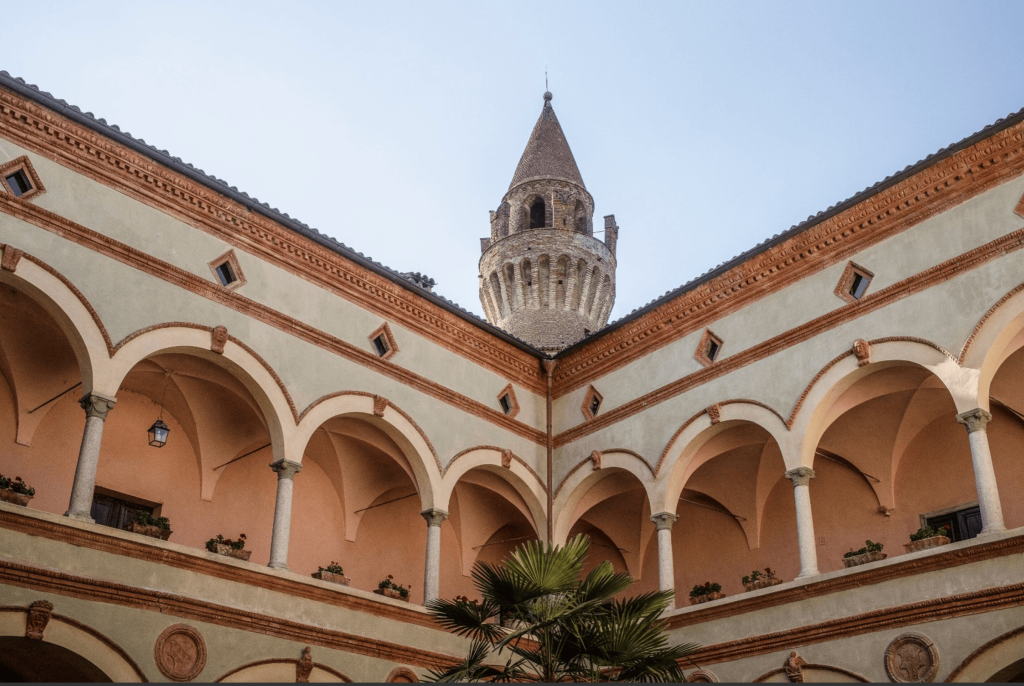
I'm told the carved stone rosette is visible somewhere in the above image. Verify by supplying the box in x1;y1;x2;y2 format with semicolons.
25;600;54;640
154;623;207;682
885;633;939;682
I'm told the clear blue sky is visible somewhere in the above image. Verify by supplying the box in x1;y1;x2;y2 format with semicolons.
5;2;1024;324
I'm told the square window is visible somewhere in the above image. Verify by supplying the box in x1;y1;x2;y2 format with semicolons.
835;261;874;304
368;323;399;361
5;171;31;197
207;250;247;290
497;383;520;419
372;335;389;357
581;385;604;421
694;329;724;368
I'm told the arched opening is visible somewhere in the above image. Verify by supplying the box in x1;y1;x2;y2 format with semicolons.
984;342;1024;531
444;466;540;600
0;637;112;682
0;281;87;516
296;413;429;602
529;198;546;229
573;200;588;235
667;421;795;603
563;468;657;596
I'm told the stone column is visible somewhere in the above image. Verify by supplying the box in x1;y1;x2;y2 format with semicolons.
65;393;117;522
650;512;678;593
785;467;820;579
957;408;1006;536
268;459;302;569
421;509;448;603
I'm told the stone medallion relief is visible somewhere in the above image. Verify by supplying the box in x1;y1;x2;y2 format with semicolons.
154;623;207;682
885;632;939;683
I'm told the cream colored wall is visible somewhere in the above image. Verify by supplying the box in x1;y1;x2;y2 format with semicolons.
554;174;1024;437
0;140;544;433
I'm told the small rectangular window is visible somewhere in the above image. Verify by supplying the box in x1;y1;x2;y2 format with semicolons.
5;171;31;197
214;261;236;286
499;394;512;414
90;492;154;531
589;395;601;416
849;272;868;299
926;505;982;542
372;335;389;357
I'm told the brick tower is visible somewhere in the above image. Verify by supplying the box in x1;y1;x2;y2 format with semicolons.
478;91;618;352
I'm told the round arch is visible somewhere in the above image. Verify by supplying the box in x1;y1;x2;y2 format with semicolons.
216;657;350;682
294;393;441;511
947;624;1024;682
439;447;546;536
656;401;791;516
790;339;973;470
962;284;1024;413
552;450;656;546
104;326;293;465
0;605;146;682
0;253;109;396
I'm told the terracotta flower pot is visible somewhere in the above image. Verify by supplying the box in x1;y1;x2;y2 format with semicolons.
904;535;950;554
374;587;408;601
127;521;172;541
312;570;350;586
843;550;887;568
212;543;251;561
0;489;31;507
689;591;726;605
743;577;783;592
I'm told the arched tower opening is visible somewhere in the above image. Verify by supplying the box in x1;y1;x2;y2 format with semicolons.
529;197;546;229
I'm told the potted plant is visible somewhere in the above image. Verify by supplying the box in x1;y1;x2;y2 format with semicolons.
904;525;952;554
742;567;784;592
0;474;35;507
688;581;726;605
126;511;172;541
312;561;350;586
842;540;886;568
205;533;250;561
374;575;410;601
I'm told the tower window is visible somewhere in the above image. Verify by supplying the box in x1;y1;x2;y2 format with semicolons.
5;171;31;197
368;322;399;361
695;329;724;368
835;261;874;304
497;384;519;418
529;198;546;229
207;250;247;290
581;385;604;421
0;156;46;201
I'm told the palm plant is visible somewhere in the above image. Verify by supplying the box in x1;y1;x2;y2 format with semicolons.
425;535;698;682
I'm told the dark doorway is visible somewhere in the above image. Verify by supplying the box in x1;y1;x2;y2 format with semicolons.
926;505;983;542
0;637;112;682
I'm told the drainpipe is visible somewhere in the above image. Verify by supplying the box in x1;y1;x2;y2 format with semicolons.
542;359;557;544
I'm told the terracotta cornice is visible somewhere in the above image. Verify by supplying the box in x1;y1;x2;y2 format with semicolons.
0;211;545;445
0;508;445;631
554;226;1024;447
0;85;545;394
0;558;459;670
554;120;1024;397
666;531;1024;631
686;580;1024;668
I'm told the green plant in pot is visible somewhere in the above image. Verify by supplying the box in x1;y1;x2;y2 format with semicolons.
127;510;172;541
205;533;251;562
689;581;725;605
0;474;35;506
375;575;411;601
842;540;885;568
313;561;350;586
905;524;952;553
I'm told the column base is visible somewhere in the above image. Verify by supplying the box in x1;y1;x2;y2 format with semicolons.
794;570;820;581
977;527;1007;539
64;511;95;524
268;561;290;571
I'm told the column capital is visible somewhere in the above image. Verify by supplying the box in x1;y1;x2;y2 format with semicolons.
785;466;816;486
79;393;116;420
421;509;449;527
957;408;992;433
270;459;302;480
650;512;678;531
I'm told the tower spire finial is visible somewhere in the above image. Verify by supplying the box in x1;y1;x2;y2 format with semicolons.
544;63;552;103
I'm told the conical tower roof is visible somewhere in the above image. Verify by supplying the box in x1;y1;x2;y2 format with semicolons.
509;92;585;190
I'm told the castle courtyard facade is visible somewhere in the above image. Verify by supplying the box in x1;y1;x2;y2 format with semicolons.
2;70;1024;681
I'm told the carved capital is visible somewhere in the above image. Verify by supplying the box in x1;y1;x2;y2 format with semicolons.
590;450;602;470
210;325;229;354
501;448;513;468
25;600;54;640
650;512;678;531
706;403;721;424
373;395;388;417
785;467;816;487
852;338;871;367
421;509;448;527
79;393;116;420
271;459;302;480
1;245;23;273
957;408;992;433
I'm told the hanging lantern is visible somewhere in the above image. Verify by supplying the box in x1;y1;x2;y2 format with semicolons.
148;419;170;447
